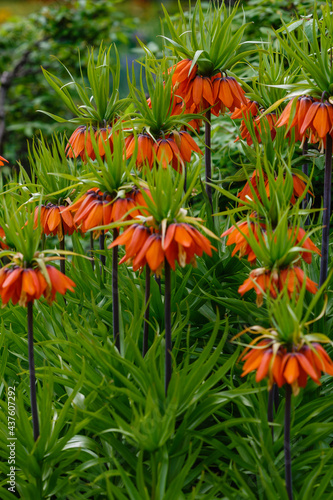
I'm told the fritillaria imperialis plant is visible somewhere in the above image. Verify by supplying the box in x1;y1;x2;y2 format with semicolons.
218;146;319;305
272;5;333;285
162;0;255;206
125;57;203;175
20;134;79;274
236;283;333;500
0;198;76;441
40;43;129;162
110;165;217;391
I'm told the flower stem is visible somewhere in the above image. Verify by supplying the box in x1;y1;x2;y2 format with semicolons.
320;133;332;286
112;228;120;351
142;264;150;358
27;302;39;441
284;384;293;500
268;383;279;438
99;230;106;266
164;259;172;395
302;138;310;225
59;235;65;276
205;109;213;209
90;232;95;271
267;386;274;437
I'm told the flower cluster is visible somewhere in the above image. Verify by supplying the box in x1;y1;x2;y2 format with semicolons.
241;339;333;395
0;257;75;307
110;219;215;276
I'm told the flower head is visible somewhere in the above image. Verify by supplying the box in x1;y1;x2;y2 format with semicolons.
110;219;215;276
63;187;150;235
171;59;246;115
221;219;263;263
34;204;76;241
65;126;96;162
125;131;202;172
0;260;75;307
241;340;333;395
238;266;318;306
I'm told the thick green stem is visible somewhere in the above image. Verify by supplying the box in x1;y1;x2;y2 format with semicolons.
320;133;332;286
164;259;171;395
284;384;293;500
205;109;212;209
112;229;120;351
28;302;39;441
142;264;150;358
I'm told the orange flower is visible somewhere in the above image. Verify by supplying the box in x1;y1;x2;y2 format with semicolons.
276;95;333;148
0;155;9;166
110;221;215;275
211;75;247;115
221;220;263;263
63;187;149;234
287;227;321;264
299;100;333;139
236;112;277;146
237;170;311;205
109;224;152;265
95;126;113;159
0;264;75;307
125;132;202;171
65;126;96;161
171;59;246;115
0;226;9;250
241;341;333;394
231;100;260;120
163;222;214;269
239;266;318;306
44;265;76;303
34;204;76;240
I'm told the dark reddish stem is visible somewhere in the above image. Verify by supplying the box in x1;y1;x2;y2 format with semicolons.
112;228;120;351
302;138;310;225
142;264;151;358
27;302;39;441
59;234;65;276
284;384;293;500
267;386;274;437
164;259;172;395
320;133;332;286
90;232;94;271
99;230;106;266
205;109;213;209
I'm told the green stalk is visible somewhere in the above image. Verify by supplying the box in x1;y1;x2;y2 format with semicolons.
164;259;172;395
205;109;213;209
27;302;39;441
284;384;293;500
142;263;150;357
319;133;332;286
